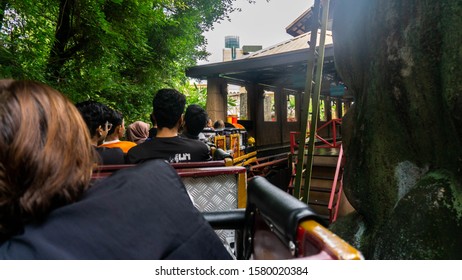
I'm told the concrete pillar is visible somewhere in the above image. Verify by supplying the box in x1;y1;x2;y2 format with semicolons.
206;77;228;122
239;88;248;120
245;83;257;122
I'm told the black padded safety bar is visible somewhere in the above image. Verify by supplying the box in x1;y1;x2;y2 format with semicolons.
247;176;327;242
213;148;233;160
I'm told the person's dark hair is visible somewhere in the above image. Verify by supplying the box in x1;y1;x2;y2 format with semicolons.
107;109;123;135
152;88;186;129
0;80;94;242
213;119;225;129
184;104;208;137
75;101;112;138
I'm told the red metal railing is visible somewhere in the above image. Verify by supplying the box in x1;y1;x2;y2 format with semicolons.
289;118;345;224
328;144;344;223
290;118;342;153
288;143;345;224
315;118;342;148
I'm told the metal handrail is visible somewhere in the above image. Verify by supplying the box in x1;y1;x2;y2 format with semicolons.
328;144;344;223
315;118;342;148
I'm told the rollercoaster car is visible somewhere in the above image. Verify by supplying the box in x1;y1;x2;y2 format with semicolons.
93;163;362;260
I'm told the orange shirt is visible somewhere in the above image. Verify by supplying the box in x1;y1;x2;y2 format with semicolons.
100;140;136;153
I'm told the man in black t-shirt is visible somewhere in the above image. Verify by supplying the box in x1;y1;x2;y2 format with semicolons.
128;89;211;164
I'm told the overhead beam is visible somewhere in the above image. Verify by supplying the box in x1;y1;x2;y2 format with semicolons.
186;47;334;80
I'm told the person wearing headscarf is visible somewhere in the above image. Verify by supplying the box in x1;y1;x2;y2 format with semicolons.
126;121;150;144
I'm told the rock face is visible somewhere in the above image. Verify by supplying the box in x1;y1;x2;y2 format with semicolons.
374;171;462;259
331;0;462;259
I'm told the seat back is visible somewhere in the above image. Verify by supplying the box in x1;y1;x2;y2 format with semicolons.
177;166;247;210
91;159;232;181
178;166;247;253
92;163;246;210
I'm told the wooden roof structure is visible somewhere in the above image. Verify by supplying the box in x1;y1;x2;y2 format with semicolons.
186;30;336;92
285;7;315;37
286;0;337;37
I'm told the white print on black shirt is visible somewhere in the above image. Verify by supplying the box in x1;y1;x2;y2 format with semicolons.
170;153;191;163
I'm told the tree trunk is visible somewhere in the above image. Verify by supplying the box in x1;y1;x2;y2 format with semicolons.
46;0;75;82
332;0;462;259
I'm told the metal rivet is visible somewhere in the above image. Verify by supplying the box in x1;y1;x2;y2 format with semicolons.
289;241;296;256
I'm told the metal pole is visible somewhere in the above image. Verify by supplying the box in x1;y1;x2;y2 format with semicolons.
303;0;330;204
293;0;321;199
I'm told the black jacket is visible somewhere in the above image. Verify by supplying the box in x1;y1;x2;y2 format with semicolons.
0;160;231;260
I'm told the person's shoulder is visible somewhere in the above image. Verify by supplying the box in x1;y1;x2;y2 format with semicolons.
174;134;190;140
127;141;152;163
182;138;211;161
121;141;137;146
128;139;153;151
126;140;154;163
195;137;209;147
95;146;124;158
179;137;208;147
96;146;123;153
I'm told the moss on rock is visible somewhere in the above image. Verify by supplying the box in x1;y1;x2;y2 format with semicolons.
330;212;373;258
373;171;462;259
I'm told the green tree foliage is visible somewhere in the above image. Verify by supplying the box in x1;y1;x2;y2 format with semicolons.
178;81;207;108
0;0;249;123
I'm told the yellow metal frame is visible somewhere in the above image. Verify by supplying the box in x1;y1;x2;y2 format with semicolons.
230;133;240;158
214;135;226;150
233;151;257;166
237;172;247;208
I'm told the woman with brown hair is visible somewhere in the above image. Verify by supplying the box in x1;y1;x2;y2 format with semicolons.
0;79;94;243
0;80;231;260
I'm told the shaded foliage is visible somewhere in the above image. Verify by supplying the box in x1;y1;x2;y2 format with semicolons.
0;0;251;123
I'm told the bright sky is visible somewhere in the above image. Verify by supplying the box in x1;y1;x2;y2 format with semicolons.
200;0;314;64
